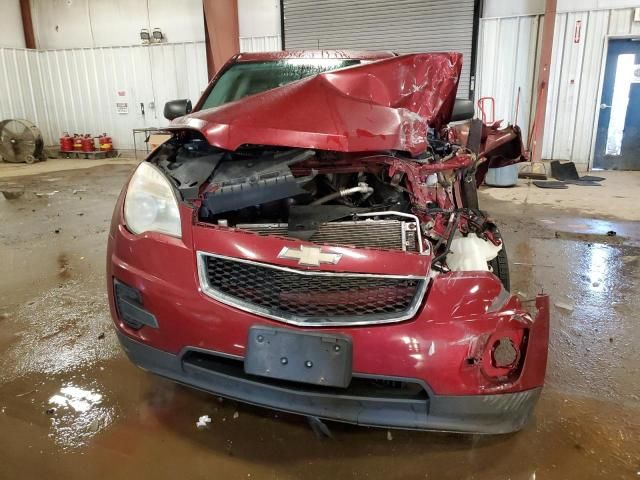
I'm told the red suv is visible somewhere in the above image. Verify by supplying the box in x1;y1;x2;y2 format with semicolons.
108;50;549;434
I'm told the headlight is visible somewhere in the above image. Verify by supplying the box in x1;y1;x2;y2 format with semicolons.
124;162;181;238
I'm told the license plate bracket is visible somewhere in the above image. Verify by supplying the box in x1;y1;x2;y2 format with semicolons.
244;326;352;388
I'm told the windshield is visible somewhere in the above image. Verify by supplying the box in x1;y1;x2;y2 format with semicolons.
200;59;360;110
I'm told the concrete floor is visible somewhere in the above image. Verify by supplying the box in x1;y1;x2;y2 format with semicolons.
0;161;639;479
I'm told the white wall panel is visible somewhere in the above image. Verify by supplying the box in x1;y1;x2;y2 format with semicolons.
238;0;281;39
478;6;640;167
608;7;635;33
0;43;208;150
0;0;26;48
572;10;609;164
541;13;567;159
545;7;639;165
550;11;589;160
239;35;282;52
0;49;49;137
31;0;204;49
476;15;542;145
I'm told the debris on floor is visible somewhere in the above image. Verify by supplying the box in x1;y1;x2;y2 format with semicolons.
533;180;568;189
550;161;606;183
15;390;36;397
35;190;59;197
532;161;608;189
387;431;393;441
1;187;25;199
196;415;211;429
306;416;332;439
513;262;554;268
518;161;547;180
554;302;574;312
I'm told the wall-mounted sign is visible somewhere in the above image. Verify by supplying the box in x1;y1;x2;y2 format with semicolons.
116;102;129;114
573;20;582;44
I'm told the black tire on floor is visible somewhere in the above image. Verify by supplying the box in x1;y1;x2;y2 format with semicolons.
488;226;510;291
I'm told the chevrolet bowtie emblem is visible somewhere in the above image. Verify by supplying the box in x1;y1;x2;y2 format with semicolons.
278;245;342;267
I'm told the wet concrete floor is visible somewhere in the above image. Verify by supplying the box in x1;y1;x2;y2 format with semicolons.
0;165;638;479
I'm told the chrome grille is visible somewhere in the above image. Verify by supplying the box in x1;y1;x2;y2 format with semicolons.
197;252;427;326
236;219;418;252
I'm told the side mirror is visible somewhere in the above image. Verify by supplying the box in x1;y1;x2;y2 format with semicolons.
450;99;475;122
164;99;192;120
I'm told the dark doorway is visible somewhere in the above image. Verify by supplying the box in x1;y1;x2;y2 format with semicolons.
594;38;640;170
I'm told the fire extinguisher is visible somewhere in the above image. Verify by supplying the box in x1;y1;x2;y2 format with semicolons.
99;133;113;152
81;134;95;152
60;132;73;152
73;134;83;151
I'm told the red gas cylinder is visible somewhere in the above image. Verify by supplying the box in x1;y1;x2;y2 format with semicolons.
81;134;95;152
60;132;73;152
99;133;113;152
73;134;83;151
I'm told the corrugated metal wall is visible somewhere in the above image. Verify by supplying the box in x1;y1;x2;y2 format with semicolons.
283;0;476;98
476;15;543;146
239;35;282;52
0;48;51;141
478;7;640;166
0;42;208;150
543;7;640;164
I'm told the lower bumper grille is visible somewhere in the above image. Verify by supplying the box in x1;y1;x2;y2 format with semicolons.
182;350;428;399
197;253;427;326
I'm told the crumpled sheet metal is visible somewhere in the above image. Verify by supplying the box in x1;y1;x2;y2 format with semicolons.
170;53;463;156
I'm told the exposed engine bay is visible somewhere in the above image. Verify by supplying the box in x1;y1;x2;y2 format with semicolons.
150;120;520;288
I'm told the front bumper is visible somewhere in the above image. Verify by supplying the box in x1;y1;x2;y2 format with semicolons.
117;330;541;434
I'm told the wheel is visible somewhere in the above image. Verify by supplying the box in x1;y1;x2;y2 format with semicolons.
24;154;35;164
488;225;510;291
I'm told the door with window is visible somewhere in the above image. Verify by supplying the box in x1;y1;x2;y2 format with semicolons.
594;38;640;170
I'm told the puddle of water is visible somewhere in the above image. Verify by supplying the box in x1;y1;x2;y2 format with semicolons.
0;280;119;383
47;382;116;450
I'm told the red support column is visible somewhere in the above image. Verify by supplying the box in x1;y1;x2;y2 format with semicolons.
19;0;36;49
530;0;557;162
202;0;240;80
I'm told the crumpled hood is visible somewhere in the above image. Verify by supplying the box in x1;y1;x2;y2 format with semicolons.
170;53;462;156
